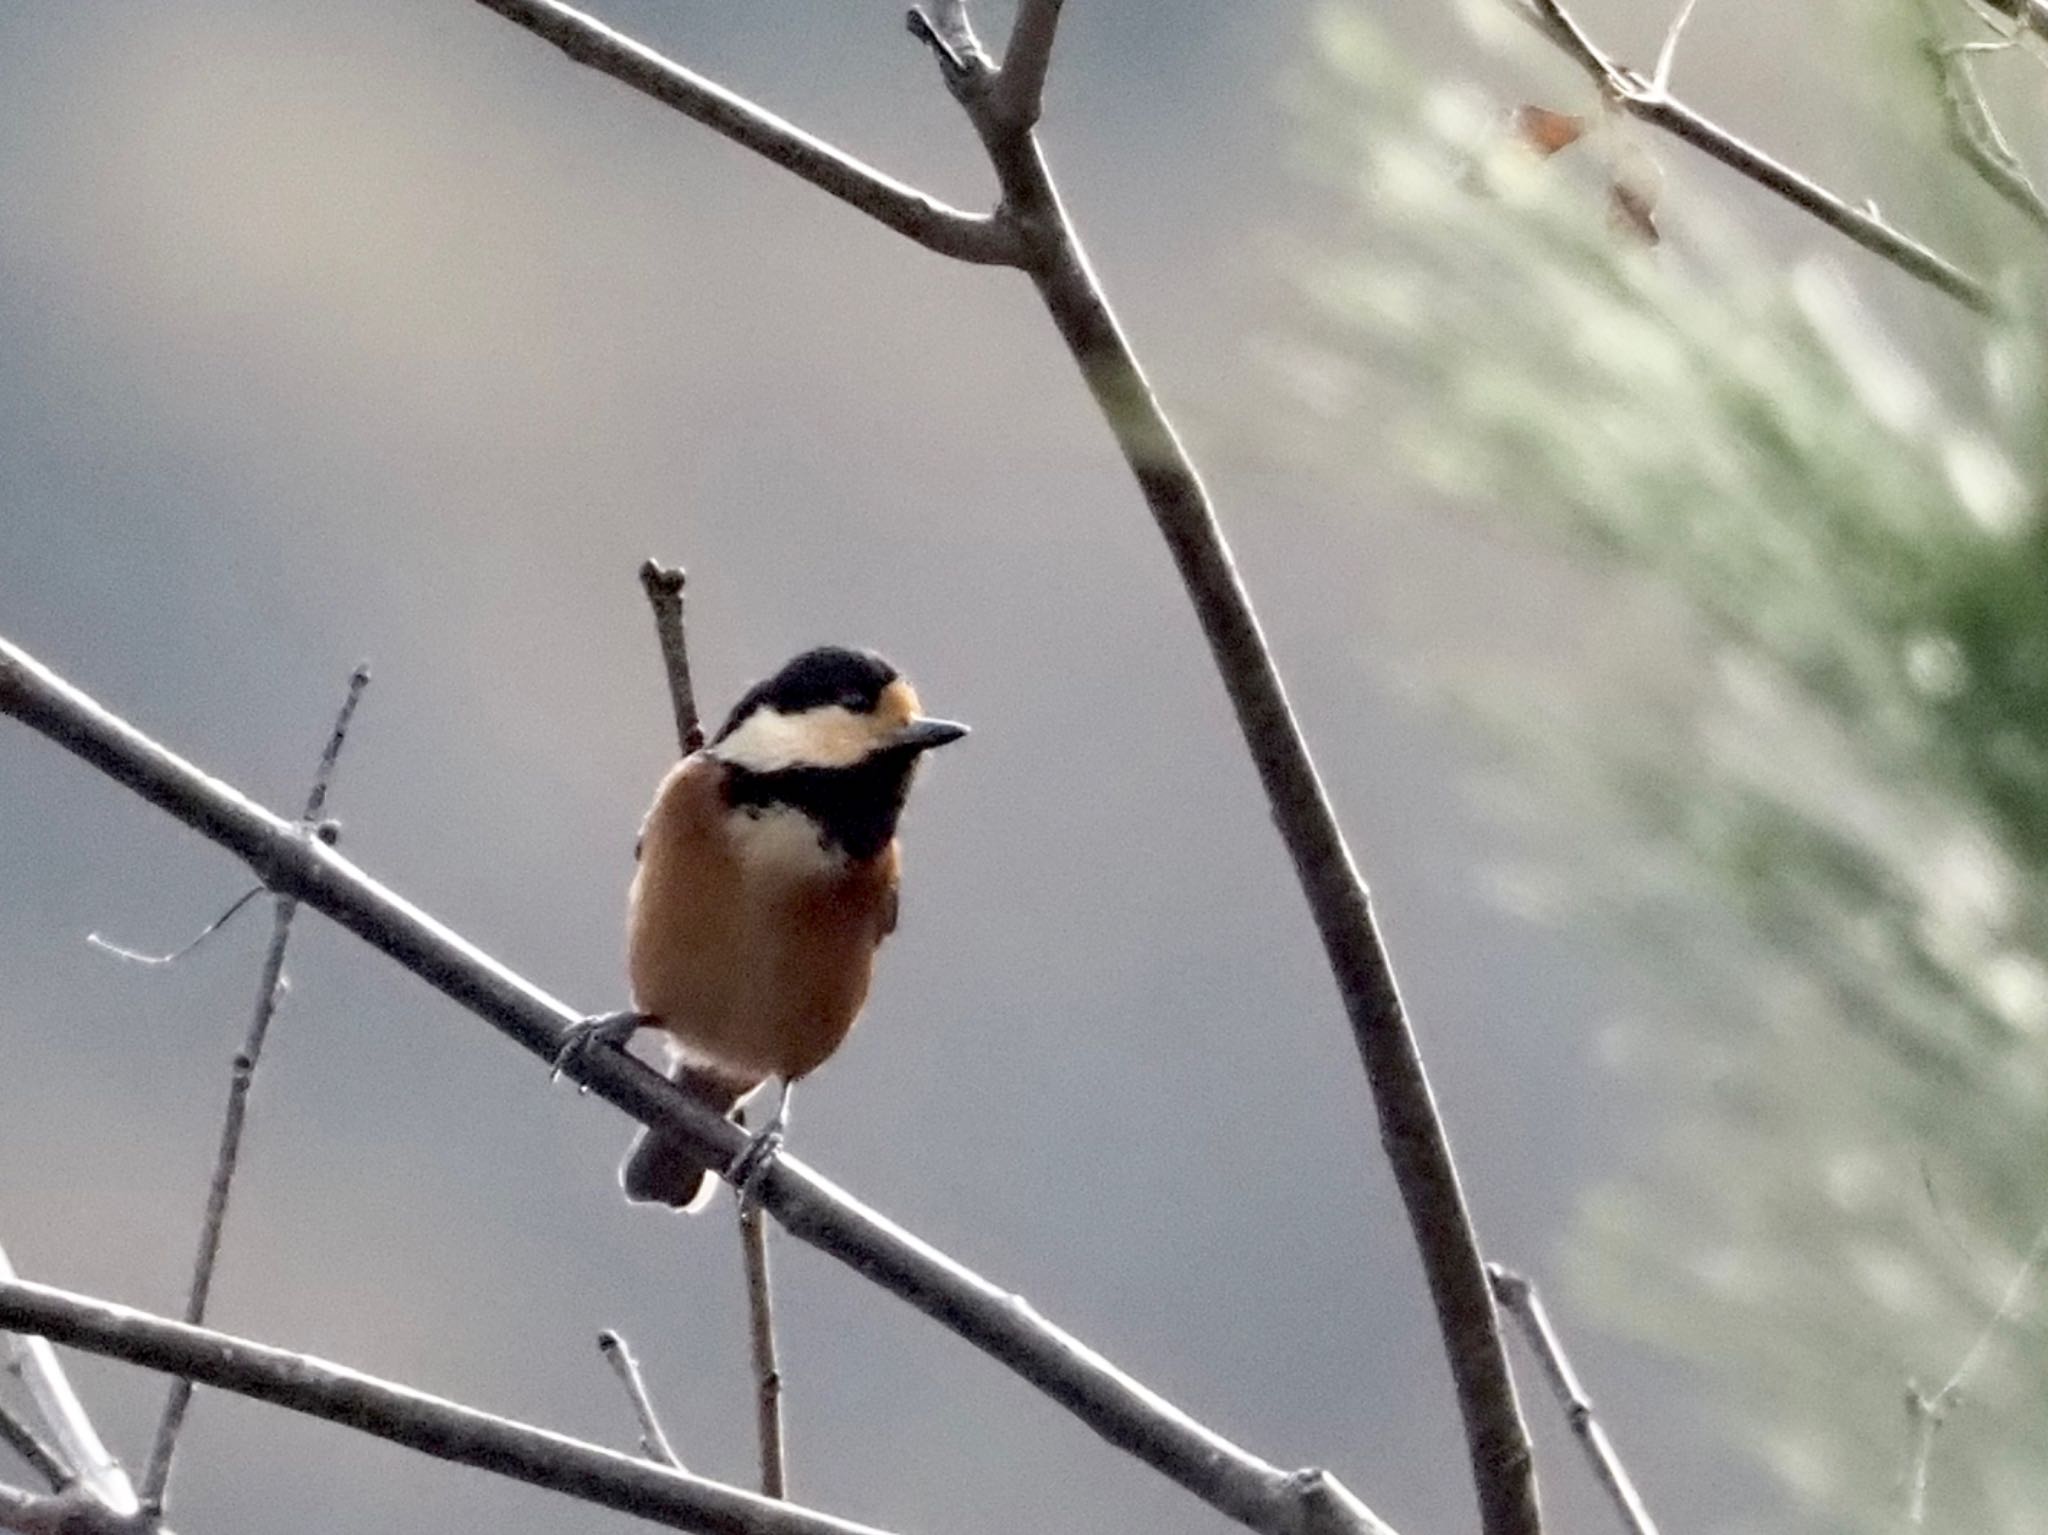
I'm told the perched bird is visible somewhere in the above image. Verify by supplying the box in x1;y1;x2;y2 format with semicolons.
559;646;966;1210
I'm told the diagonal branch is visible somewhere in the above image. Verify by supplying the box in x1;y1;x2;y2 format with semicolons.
904;24;1544;1535
1486;1267;1658;1535
0;1404;68;1495
1505;0;1996;313
0;635;1391;1535
140;663;371;1514
0;1276;892;1535
467;0;1022;266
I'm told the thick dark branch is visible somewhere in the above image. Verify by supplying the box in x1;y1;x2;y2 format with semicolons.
1487;1267;1657;1535
466;0;1021;266
141;663;371;1513
907;32;1544;1535
0;1277;891;1535
992;0;1064;131
0;636;1389;1535
1508;0;1996;313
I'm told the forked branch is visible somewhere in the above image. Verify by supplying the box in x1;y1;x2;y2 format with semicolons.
469;0;1021;265
1505;0;1995;313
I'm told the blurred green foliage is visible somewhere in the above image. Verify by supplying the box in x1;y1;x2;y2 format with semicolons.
1277;0;2048;1527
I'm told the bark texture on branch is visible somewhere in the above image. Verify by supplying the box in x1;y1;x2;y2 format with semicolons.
0;1277;890;1535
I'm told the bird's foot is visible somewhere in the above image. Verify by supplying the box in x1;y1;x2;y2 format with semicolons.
729;1126;785;1208
551;1010;651;1089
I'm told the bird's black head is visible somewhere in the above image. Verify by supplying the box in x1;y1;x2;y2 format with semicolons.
710;647;967;862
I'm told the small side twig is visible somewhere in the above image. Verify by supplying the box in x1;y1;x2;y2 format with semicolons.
1898;1209;2048;1523
139;662;372;1514
0;1245;134;1518
638;561;704;756
86;883;266;967
1919;5;2048;232
636;559;788;1498
1650;0;1701;93
1504;0;1995;312
1486;1265;1659;1535
596;1330;684;1470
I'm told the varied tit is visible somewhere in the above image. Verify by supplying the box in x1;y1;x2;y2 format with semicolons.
558;646;967;1211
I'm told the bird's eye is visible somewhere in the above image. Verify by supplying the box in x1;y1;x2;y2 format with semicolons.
836;692;867;712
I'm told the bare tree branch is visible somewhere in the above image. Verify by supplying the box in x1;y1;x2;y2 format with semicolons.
1504;0;1996;313
1899;1210;2048;1523
0;1404;68;1495
737;1204;785;1500
466;0;1022;266
0;1246;136;1518
0;635;1392;1535
991;0;1064;131
1919;9;2048;232
140;664;371;1514
598;1331;685;1471
0;1276;894;1535
1976;0;2048;40
893;24;1545;1535
639;561;706;756
1486;1267;1658;1535
635;558;785;1498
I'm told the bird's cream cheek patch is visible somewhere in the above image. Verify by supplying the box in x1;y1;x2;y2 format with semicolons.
715;705;869;771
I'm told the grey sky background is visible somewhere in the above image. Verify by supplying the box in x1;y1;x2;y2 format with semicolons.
0;2;1932;1531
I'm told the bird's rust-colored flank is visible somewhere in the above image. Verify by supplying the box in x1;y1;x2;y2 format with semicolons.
629;754;900;1086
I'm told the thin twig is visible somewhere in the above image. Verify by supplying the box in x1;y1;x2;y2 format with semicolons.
468;0;1022;266
86;884;265;967
635;560;787;1497
0;1246;134;1518
638;561;705;756
0;1276;896;1535
597;1331;684;1470
1976;0;2048;40
0;1403;68;1494
1486;1266;1658;1535
737;1203;785;1500
1650;0;1701;93
1899;1210;2048;1522
139;662;371;1515
1919;7;2048;231
1506;0;1996;313
0;636;1396;1535
992;0;1064;130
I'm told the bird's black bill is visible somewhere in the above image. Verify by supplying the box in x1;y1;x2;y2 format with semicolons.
890;716;969;752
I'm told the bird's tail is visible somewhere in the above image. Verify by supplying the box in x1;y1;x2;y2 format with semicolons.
620;1064;750;1212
